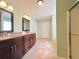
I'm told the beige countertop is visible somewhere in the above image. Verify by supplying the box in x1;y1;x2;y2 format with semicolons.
0;32;35;41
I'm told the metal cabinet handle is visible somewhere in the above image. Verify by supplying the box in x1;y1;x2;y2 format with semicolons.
14;45;16;51
11;46;14;53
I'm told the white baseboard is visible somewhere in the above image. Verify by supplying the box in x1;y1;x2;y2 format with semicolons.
58;57;66;59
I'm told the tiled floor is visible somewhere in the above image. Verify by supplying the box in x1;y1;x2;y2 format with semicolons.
22;39;60;59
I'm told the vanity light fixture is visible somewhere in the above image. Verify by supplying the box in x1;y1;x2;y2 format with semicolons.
23;14;31;20
37;0;44;5
0;1;7;7
8;5;14;11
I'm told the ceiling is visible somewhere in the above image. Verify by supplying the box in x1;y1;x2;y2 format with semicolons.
11;0;56;20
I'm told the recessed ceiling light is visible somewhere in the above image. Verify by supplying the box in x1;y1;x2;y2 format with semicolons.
37;0;44;6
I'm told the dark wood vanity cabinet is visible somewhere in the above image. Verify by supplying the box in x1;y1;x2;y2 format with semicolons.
0;33;36;59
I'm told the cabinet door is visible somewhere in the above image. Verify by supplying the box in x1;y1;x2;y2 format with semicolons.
0;40;13;59
24;35;31;54
14;44;24;59
13;37;24;59
30;33;36;47
32;33;36;45
24;40;30;53
0;45;13;59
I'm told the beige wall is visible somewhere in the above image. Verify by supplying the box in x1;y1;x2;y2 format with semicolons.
57;0;76;58
30;19;37;37
2;0;37;34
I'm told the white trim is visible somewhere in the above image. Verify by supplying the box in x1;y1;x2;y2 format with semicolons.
58;57;66;59
69;0;79;10
67;11;70;59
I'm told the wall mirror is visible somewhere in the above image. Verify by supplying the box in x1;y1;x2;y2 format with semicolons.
0;8;14;32
22;17;30;31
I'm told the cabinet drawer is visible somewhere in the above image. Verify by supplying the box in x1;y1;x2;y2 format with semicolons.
0;40;13;48
13;37;23;45
24;35;30;41
29;33;36;39
25;42;30;48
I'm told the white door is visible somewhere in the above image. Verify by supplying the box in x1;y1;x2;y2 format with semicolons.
38;20;52;39
70;2;79;59
71;35;79;59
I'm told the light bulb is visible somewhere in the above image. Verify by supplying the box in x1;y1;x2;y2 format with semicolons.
37;0;43;5
8;5;14;10
0;1;7;7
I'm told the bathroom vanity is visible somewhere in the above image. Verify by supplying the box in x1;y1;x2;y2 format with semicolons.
0;32;36;59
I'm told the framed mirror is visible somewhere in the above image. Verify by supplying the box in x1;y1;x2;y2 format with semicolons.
0;8;14;32
22;17;30;31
